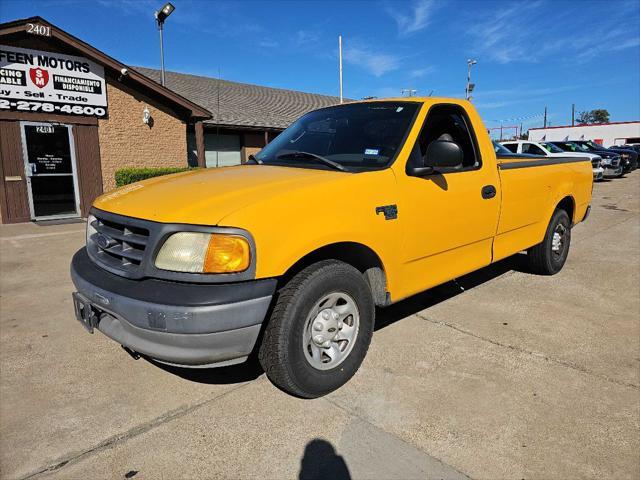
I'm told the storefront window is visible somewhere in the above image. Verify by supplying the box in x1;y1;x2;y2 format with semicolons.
187;132;242;167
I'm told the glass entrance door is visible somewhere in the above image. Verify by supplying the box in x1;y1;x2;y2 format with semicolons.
21;123;80;220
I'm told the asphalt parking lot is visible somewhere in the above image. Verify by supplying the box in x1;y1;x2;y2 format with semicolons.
1;173;638;480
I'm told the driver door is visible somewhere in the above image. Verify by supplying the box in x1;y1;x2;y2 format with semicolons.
394;104;500;299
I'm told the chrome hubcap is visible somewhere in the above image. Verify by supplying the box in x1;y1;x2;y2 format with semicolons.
302;292;359;370
552;224;566;254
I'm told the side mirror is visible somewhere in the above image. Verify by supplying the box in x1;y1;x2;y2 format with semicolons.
425;140;464;169
406;140;464;176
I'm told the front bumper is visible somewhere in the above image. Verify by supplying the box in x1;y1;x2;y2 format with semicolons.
593;167;604;181
604;165;623;178
71;249;276;367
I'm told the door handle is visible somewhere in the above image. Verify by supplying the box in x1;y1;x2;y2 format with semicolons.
481;185;496;199
5;176;23;182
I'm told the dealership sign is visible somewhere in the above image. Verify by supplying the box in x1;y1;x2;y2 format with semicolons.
0;45;108;117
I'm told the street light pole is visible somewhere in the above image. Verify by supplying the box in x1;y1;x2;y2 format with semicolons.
158;22;165;86
154;2;175;87
466;59;477;101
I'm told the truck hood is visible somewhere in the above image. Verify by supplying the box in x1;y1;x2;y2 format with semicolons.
93;165;344;225
552;152;600;160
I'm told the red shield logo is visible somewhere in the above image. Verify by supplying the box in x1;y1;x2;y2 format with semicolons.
29;67;49;88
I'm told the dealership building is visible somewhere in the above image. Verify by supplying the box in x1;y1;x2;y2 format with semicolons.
0;17;341;224
528;121;640;147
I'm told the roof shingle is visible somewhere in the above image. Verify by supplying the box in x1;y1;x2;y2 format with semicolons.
134;67;343;130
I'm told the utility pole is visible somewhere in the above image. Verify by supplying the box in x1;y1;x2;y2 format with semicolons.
519;122;523;138
338;35;343;104
543;106;547;128
571;103;575;126
466;59;477;101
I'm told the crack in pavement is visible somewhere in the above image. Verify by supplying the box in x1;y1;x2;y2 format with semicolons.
18;382;253;480
414;312;639;390
323;396;474;480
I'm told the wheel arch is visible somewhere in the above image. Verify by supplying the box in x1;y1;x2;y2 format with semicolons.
278;241;390;306
555;195;576;224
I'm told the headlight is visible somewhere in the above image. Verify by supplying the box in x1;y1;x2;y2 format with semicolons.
155;232;251;274
86;214;97;245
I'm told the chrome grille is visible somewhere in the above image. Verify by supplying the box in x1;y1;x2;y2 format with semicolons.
88;214;149;274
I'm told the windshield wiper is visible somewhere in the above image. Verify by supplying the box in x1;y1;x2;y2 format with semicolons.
276;151;347;172
248;154;263;165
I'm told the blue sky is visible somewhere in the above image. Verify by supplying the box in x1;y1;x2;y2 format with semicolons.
2;0;639;131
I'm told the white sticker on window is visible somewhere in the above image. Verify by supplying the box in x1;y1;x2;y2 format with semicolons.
364;148;379;155
396;107;404;112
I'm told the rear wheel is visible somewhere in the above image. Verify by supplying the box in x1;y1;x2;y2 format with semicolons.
527;209;571;275
258;260;374;398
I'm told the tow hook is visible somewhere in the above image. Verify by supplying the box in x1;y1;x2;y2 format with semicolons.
121;345;141;360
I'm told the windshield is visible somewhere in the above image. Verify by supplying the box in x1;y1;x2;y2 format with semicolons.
493;141;512;155
585;141;605;150
574;141;599;151
571;142;591;152
554;141;587;152
255;102;419;171
541;142;564;153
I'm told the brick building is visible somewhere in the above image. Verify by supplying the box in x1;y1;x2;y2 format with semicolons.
0;17;341;224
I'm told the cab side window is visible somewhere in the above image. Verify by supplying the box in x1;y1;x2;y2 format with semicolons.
410;105;480;170
522;143;546;156
503;143;518;153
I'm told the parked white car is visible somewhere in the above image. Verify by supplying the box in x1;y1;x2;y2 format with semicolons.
501;140;604;181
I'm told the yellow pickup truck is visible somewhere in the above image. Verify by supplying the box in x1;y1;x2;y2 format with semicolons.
71;98;593;397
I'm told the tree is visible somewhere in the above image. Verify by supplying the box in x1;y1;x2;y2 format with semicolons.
577;109;610;124
590;109;610;123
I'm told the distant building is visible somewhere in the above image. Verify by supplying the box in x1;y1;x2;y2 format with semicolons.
528;121;640;147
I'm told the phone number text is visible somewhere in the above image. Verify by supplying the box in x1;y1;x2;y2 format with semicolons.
0;99;107;117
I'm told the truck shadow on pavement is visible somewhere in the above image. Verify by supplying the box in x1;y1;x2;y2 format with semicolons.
149;253;529;385
147;356;265;385
374;252;529;331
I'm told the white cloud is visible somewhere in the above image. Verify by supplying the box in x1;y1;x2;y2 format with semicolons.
295;30;321;47
386;0;437;36
467;0;640;64
474;80;623;112
258;39;279;48
467;1;541;64
408;66;434;78
343;44;401;77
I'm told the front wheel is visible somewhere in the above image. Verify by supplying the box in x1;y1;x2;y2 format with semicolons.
258;260;374;398
527;209;572;275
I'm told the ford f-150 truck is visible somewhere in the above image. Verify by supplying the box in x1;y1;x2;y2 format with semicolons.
71;98;593;398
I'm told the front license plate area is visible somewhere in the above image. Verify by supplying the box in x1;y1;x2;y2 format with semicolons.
72;292;99;333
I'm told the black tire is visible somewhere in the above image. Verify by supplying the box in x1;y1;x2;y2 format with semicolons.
527;209;571;275
258;260;374;398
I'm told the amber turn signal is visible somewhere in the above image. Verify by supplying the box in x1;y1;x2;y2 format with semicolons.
203;234;251;273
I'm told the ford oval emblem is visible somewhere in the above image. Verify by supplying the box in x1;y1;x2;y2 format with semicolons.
96;233;111;249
